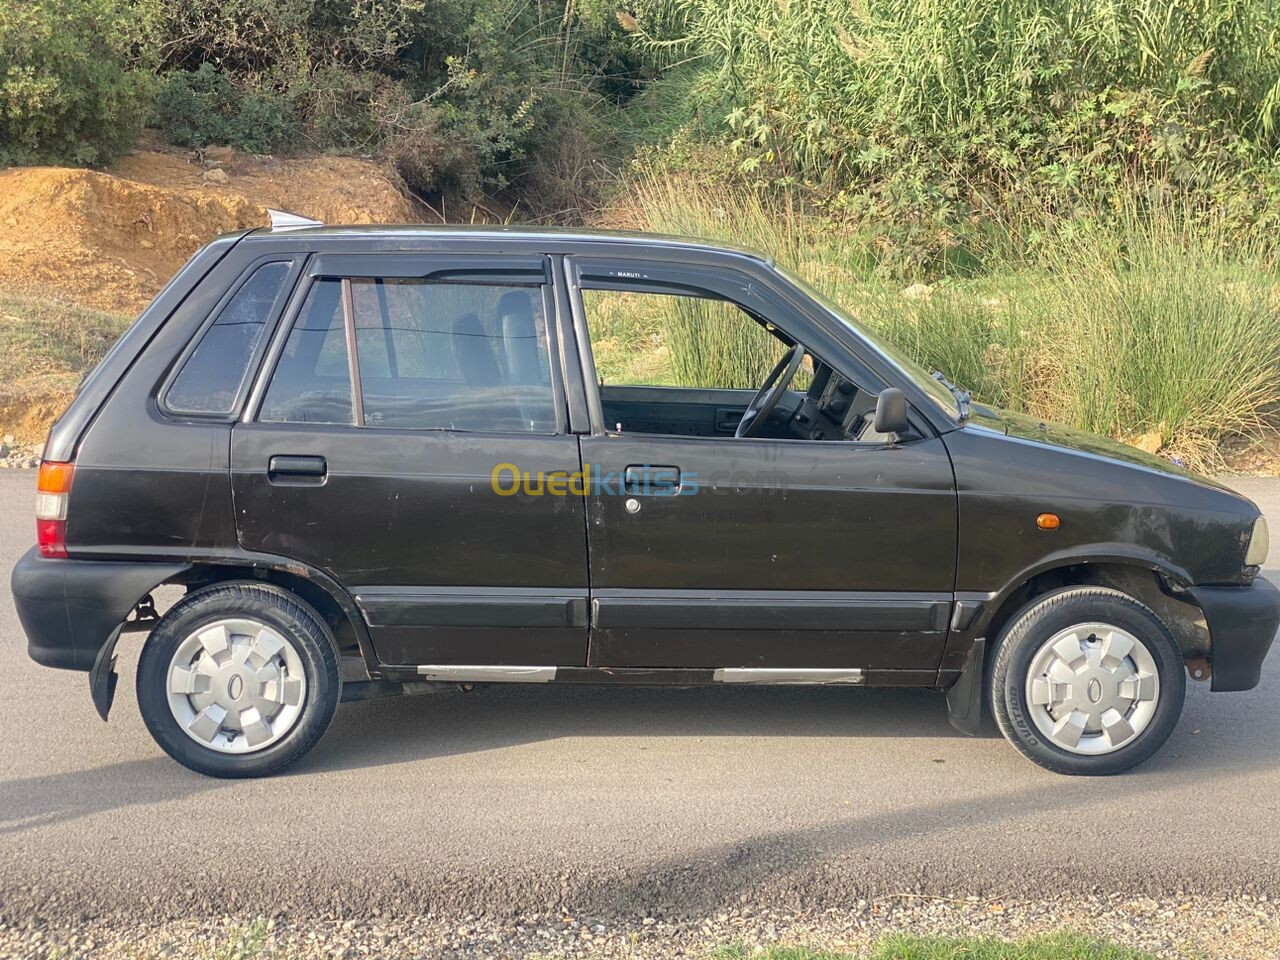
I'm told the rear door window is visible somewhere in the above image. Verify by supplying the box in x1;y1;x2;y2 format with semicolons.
351;279;554;432
260;278;354;425
259;275;556;433
165;261;292;416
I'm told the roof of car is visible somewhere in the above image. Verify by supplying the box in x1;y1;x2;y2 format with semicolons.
243;223;774;265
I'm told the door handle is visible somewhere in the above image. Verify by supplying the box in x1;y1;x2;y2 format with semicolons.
268;455;327;484
623;464;682;495
714;407;744;433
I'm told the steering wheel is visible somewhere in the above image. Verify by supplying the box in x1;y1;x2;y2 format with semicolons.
735;342;806;438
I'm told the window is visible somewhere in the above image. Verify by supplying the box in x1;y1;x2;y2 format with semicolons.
165;261;291;415
260;277;556;433
581;286;869;442
582;288;793;390
260;279;354;424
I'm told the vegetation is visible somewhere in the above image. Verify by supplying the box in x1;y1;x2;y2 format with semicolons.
3;0;1280;464
0;291;130;393
628;0;1280;272
713;931;1161;959
0;0;157;166
139;0;644;216
207;919;268;960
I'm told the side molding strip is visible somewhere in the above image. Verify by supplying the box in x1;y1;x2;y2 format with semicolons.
413;665;869;685
416;665;557;682
712;667;865;685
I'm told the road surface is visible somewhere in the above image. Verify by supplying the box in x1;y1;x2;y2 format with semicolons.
2;470;1279;924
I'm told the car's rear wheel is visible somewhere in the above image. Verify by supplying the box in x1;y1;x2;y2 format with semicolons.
137;582;339;778
990;586;1186;775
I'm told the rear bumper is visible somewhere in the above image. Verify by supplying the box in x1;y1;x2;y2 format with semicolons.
11;547;187;671
1191;575;1280;692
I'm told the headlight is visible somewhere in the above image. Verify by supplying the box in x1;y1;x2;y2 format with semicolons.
1246;516;1270;567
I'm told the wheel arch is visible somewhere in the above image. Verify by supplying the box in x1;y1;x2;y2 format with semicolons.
946;554;1209;737
979;558;1210;665
173;561;372;673
91;554;373;721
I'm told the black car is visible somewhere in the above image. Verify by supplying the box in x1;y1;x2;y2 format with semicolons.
11;216;1280;778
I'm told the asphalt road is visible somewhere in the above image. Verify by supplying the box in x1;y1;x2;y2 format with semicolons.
3;470;1280;926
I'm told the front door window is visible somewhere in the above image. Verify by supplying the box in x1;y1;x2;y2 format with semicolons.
579;285;892;444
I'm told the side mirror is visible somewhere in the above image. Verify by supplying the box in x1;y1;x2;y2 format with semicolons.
873;387;908;436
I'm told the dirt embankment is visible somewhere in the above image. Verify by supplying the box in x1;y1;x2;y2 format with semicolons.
0;144;419;442
0;145;418;315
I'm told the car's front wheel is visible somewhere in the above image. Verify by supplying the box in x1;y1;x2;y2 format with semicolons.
137;582;340;778
990;586;1186;775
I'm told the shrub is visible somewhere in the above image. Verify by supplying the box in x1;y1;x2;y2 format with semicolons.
153;0;434;77
0;0;157;166
150;64;300;153
625;0;1280;274
145;0;624;214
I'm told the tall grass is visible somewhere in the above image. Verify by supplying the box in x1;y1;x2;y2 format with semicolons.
613;175;1280;469
584;288;785;389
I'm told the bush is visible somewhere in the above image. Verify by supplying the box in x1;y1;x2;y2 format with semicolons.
0;0;157;166
626;0;1280;274
150;64;300;153
145;0;625;214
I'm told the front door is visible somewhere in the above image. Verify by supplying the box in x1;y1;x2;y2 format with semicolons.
232;254;589;668
566;256;958;681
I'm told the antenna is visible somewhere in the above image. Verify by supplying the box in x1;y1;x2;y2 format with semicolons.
266;208;324;231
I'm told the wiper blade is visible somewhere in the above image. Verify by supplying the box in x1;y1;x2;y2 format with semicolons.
932;371;971;419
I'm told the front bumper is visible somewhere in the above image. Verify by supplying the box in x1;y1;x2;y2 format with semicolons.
11;546;187;672
1191;575;1280;692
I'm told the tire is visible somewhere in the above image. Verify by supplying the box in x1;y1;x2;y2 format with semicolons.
990;586;1186;776
137;581;340;778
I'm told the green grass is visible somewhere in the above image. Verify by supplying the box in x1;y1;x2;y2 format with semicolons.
714;932;1162;960
0;290;130;393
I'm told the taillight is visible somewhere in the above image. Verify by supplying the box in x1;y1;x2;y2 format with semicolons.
36;460;74;558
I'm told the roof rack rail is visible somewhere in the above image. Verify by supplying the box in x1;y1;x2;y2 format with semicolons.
266;209;324;231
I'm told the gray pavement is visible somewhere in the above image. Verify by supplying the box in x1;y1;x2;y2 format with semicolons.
2;471;1279;924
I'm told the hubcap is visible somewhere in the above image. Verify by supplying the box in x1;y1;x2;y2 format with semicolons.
1024;622;1160;756
166;618;307;754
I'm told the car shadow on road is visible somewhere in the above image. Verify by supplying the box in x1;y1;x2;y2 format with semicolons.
2;678;1268;841
297;678;1256;776
306;682;980;768
0;685;971;835
0;757;232;837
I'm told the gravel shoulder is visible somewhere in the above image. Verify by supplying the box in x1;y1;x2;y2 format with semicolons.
3;895;1279;960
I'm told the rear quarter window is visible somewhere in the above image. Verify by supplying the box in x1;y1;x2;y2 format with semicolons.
164;261;292;416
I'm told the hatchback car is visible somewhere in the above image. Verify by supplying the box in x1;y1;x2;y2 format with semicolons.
12;217;1280;778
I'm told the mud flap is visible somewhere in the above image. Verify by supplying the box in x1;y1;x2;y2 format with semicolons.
945;637;985;736
89;626;123;721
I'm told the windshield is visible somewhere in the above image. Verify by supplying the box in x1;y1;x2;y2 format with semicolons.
777;265;963;420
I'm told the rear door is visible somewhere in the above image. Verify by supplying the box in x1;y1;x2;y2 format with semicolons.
232;253;589;669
